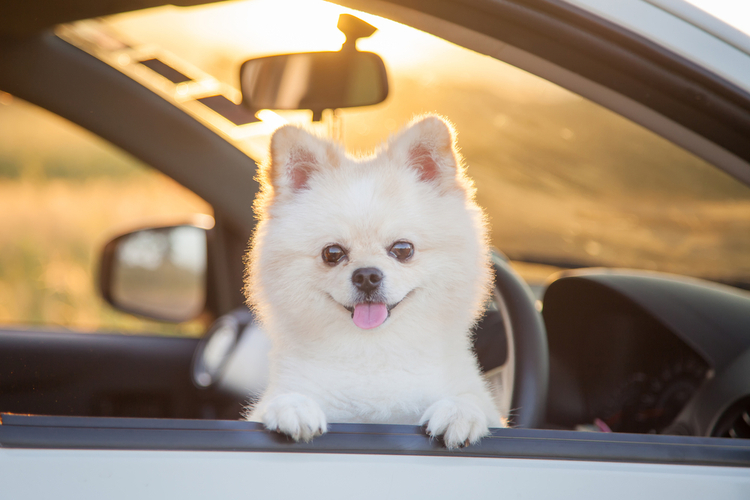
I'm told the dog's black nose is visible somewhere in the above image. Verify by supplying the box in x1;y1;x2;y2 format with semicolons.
351;267;383;294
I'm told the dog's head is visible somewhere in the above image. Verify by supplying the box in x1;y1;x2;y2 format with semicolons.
248;115;491;338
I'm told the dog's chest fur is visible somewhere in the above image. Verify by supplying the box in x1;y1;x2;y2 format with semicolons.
273;336;457;424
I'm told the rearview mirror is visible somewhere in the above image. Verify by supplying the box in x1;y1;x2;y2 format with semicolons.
99;224;208;323
240;14;388;120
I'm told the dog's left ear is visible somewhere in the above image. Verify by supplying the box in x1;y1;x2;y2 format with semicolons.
265;125;342;201
387;115;463;189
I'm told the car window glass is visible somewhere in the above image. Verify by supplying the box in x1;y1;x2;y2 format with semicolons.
0;93;212;335
340;63;750;289
75;0;749;290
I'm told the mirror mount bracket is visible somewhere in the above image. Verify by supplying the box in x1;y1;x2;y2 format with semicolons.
337;13;377;46
320;14;378;122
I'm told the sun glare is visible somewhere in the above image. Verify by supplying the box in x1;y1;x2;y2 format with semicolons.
105;0;457;87
94;0;577;158
179;0;348;55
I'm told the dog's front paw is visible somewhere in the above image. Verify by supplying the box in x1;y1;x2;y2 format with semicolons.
420;396;491;449
261;393;327;442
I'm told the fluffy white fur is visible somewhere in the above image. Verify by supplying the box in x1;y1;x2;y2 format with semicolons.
245;115;502;448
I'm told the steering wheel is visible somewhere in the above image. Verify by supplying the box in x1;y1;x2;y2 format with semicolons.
473;251;549;429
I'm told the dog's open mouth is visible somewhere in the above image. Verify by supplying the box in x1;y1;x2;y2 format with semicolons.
350;302;388;329
337;292;412;330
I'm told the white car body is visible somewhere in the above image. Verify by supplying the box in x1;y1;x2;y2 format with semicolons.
2;448;749;499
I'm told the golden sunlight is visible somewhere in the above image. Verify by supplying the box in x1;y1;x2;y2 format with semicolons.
105;0;457;87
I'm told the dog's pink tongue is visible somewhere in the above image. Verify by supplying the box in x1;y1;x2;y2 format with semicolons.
352;302;388;329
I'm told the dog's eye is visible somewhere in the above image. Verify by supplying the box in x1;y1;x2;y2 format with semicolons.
322;244;347;265
388;241;414;262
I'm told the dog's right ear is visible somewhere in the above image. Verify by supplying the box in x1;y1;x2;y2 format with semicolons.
264;125;342;200
385;115;467;193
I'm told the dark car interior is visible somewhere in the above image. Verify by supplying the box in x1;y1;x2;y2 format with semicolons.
543;271;750;437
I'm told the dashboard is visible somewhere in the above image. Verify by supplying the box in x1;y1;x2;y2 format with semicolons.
542;269;750;437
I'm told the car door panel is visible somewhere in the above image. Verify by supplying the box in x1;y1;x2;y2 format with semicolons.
1;414;749;500
0;329;239;418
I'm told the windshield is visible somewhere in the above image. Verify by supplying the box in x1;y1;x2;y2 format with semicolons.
61;0;750;287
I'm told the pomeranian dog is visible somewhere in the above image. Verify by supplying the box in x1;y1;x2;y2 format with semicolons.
245;115;502;448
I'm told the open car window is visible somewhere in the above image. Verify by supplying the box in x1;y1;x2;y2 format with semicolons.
58;0;750;290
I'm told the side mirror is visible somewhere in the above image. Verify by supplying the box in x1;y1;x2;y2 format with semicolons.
240;14;388;120
99;224;208;323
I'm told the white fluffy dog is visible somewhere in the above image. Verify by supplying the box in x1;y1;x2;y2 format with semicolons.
245;115;502;448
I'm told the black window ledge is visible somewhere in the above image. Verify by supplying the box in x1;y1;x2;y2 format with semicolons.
1;413;749;468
